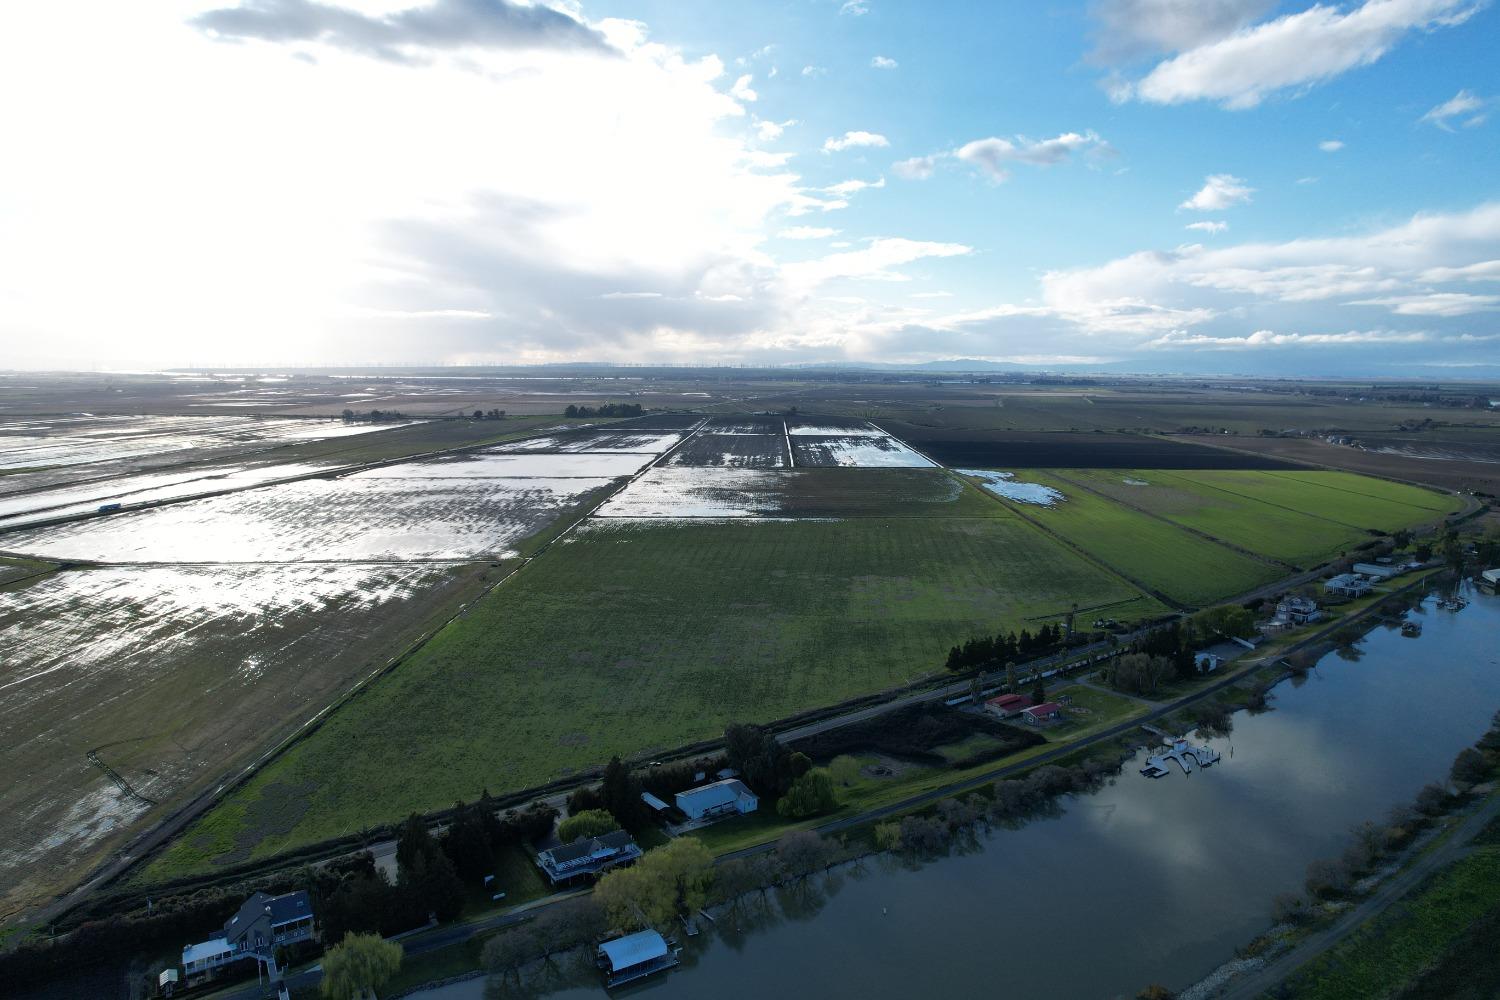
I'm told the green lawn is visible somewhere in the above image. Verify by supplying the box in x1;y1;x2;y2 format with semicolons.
981;469;1282;605
148;515;1161;878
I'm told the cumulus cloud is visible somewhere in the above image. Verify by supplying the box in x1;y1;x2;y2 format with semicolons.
1186;220;1229;233
1319;139;1345;151
893;155;940;180
778;226;840;240
823;130;890;152
755;118;797;140
871;55;898;69
1088;0;1275;62
840;0;870;14
730;73;758;101
802;64;827;77
1180;174;1253;211
1421;88;1488;129
1112;0;1481;109
191;0;613;62
953;131;1106;181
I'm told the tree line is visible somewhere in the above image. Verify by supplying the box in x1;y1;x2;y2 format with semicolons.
563;403;644;418
944;623;1068;672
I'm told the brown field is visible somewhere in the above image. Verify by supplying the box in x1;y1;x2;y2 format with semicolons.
1177;434;1500;495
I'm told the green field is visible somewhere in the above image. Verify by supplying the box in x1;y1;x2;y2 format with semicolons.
1288;845;1500;1000
1059;469;1456;567
973;469;1283;605
148;513;1161;877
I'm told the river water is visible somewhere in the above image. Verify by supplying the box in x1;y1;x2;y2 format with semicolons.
416;585;1500;1000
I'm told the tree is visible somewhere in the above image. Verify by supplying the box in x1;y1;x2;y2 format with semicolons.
1005;661;1018;693
566;784;606;816
1031;678;1046;705
395;814;436;877
320;933;402;1000
557;809;618;844
827;755;861;787
1136;986;1175;1000
440;800;494;883
600;756;646;832
1190;605;1255;643
777;769;838;818
1392;528;1413;550
595;839;714;930
1451;747;1491;788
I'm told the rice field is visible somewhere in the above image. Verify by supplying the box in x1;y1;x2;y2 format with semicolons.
1059;469;1459;567
791;435;934;468
666;433;788;467
962;469;1284;606
0;414;398;473
597;467;1002;519
152;514;1164;872
0;561;490;919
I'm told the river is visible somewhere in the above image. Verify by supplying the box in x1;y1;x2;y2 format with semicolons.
415;584;1500;1000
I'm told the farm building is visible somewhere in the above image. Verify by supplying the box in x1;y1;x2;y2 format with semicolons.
1482;568;1500;587
1325;573;1373;598
181;890;315;979
536;830;642;884
675;778;758;821
596;929;680;987
1023;702;1064;724
984;693;1033;718
640;791;671;813
1353;562;1400;580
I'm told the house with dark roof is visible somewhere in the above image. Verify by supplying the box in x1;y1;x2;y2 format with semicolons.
536;830;642;884
180;890;315;980
1022;702;1064;725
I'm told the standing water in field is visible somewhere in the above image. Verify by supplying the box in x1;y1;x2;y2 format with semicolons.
411;586;1500;1000
959;469;1066;506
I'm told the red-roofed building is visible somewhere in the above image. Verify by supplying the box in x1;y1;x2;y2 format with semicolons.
1022;702;1064;725
984;693;1033;718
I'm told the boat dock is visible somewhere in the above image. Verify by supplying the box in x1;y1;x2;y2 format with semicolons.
1140;733;1223;778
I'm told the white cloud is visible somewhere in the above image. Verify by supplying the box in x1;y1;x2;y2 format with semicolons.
1421;88;1488;129
1419;259;1500;282
1185;220;1229;234
1349;292;1500;316
1180;173;1253;211
825;176;885;196
802;64;827;77
1089;0;1276;62
755;117;796;140
840;0;870;15
871;55;898;69
600;291;665;299
730;74;758;102
1145;329;1435;349
782;238;971;288
1116;0;1481;109
893;155;940;180
910;290;953;298
823;130;890;152
1319;139;1345;152
778;226;840;240
953;131;1106;181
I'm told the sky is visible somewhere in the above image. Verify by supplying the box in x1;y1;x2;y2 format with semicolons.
1;0;1498;376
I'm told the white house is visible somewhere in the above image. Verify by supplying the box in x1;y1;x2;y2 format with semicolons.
675;778;758;821
1194;651;1224;674
1353;562;1399;580
1273;595;1323;626
1325;573;1373;598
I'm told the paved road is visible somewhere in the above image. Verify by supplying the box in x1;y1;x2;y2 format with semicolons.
1216;792;1500;1000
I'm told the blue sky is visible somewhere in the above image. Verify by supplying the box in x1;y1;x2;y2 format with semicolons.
1;0;1497;374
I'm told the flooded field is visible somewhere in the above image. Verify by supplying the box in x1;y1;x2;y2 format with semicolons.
0;561;488;920
489;430;686;454
596;468;998;519
959;469;1067;506
0;462;340;528
665;434;788;468
0;414;397;474
791;435;934;468
2;472;616;562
